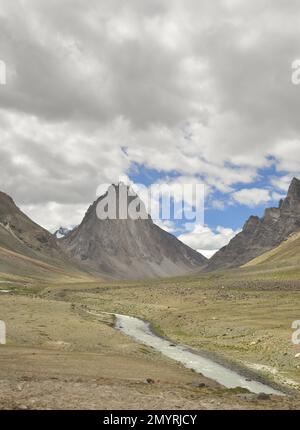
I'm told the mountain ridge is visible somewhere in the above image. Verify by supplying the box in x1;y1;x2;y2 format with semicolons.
0;191;88;279
207;177;300;271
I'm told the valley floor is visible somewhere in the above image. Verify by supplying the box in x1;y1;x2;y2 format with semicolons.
1;266;300;409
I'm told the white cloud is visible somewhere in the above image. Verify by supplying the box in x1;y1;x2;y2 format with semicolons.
0;0;300;229
154;220;178;233
271;175;293;192
178;224;240;252
20;202;87;233
271;191;286;203
198;249;218;259
232;188;271;207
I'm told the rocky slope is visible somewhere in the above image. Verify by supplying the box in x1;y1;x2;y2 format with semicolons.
244;231;300;269
60;184;207;279
207;177;300;271
0;191;58;258
0;191;85;278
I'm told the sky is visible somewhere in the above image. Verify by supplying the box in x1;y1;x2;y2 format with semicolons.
0;0;300;258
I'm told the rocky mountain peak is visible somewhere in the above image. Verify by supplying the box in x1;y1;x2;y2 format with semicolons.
0;191;16;214
287;177;300;198
92;182;149;221
60;184;207;279
281;177;300;211
243;215;260;232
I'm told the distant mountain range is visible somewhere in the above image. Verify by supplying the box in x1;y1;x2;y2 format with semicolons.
54;226;75;239
1;177;300;280
0;184;207;280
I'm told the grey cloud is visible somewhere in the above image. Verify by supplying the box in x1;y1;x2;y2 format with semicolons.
0;0;300;229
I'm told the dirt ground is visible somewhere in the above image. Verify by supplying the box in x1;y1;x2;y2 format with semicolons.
1;267;300;409
0;346;298;410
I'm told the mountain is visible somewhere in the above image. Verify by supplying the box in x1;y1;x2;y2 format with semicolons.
60;183;207;279
207;177;300;271
0;191;58;258
54;226;75;239
0;191;86;279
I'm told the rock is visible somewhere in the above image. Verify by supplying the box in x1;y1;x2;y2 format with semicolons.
294;353;300;358
257;393;271;401
207;177;300;270
236;393;256;401
191;382;207;388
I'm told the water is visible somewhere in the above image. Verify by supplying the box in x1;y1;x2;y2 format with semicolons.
115;313;283;396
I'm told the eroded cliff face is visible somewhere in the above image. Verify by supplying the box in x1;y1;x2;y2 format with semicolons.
207;178;300;271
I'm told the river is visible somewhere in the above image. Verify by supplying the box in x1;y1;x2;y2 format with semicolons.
114;313;283;395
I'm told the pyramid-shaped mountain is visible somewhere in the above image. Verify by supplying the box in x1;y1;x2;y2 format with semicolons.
60;184;207;279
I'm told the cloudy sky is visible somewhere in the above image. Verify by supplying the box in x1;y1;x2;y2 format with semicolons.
0;0;300;258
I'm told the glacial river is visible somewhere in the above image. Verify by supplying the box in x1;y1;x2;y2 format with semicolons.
114;313;283;396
